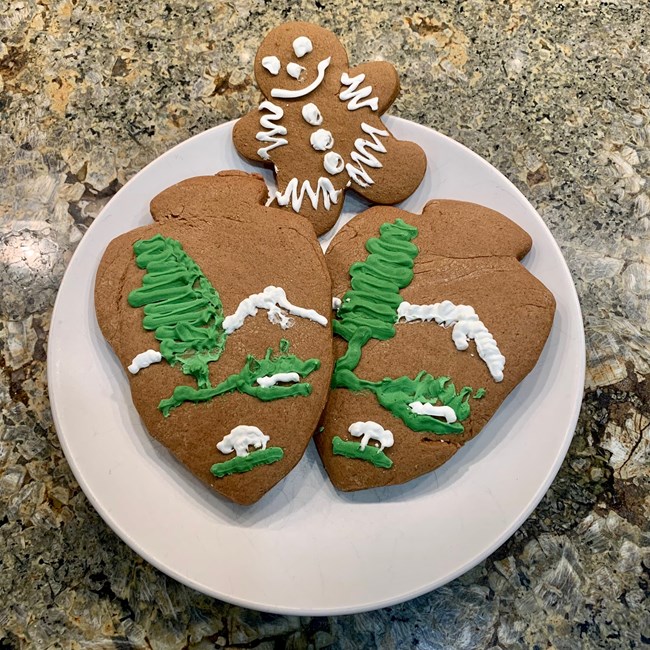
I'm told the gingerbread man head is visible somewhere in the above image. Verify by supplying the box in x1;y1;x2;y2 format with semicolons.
234;22;427;236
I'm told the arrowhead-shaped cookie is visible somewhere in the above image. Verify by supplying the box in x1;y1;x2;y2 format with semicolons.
95;171;333;505
316;199;556;491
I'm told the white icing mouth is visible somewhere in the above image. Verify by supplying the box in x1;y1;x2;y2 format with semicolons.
271;57;331;99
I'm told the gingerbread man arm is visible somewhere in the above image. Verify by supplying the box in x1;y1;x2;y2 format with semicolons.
233;107;279;164
341;61;400;115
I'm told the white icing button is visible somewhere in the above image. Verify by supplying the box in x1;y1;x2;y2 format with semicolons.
310;129;334;151
287;62;306;80
261;56;281;75
293;36;313;57
324;151;345;174
302;102;323;125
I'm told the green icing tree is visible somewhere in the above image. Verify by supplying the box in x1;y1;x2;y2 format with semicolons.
128;234;227;389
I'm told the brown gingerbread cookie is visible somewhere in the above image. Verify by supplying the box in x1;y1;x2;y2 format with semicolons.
95;171;333;505
233;22;427;236
316;200;555;491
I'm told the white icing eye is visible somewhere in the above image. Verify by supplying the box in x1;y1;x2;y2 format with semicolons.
324;152;345;174
261;56;281;75
293;36;313;58
286;62;306;80
302;103;323;126
311;129;334;151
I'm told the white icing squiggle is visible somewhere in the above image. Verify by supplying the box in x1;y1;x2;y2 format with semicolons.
223;286;328;334
256;372;300;388
261;56;281;75
275;177;341;212
217;425;269;457
271;57;331;99
293;36;313;57
256;100;288;160
339;72;379;111
302;102;323;125
397;300;505;382
324;152;345;175
128;349;162;374
332;297;342;310
287;62;305;80
408;401;457;423
310;128;334;151
348;421;394;452
345;122;388;188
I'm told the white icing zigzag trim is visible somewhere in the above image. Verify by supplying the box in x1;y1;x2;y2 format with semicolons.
256;100;288;160
345;122;389;188
397;300;506;382
339;72;379;111
222;286;328;334
275;177;341;212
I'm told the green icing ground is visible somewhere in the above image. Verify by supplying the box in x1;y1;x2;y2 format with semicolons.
159;339;320;416
332;437;393;469
210;447;284;478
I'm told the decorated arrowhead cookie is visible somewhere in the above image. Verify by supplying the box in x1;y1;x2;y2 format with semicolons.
233;22;427;236
316;200;556;491
95;171;333;505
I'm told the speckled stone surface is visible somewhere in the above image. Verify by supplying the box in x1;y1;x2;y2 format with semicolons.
1;1;649;648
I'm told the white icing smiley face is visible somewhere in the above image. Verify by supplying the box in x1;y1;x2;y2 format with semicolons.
260;36;332;99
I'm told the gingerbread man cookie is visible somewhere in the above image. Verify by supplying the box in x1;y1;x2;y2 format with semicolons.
233;22;427;236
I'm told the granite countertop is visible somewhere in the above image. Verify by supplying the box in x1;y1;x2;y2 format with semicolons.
1;0;649;647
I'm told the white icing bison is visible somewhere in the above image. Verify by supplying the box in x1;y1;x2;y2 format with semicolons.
217;425;270;457
348;421;394;452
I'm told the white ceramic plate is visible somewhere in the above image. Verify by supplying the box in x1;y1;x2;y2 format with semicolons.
48;118;584;615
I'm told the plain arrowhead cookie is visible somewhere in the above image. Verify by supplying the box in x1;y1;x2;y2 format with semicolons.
316;200;556;491
233;21;427;236
95;171;333;505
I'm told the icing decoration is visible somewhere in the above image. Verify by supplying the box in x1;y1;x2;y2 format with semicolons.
324;152;345;175
339;72;379;111
329;220;486;435
222;285;328;334
261;56;281;75
256;372;300;388
159;339;320;416
287;62;306;80
334;219;418;343
332;436;392;469
293;36;313;57
332;297;342;310
408;401;457;423
217;424;269;456
128;234;227;389
128;349;162;374
397;301;505;382
256;100;288;160
345;122;389;188
271;57;331;99
474;388;486;399
348;421;394;451
211;447;283;477
274;177;341;213
302;103;323;125
310;129;334;151
211;425;283;478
